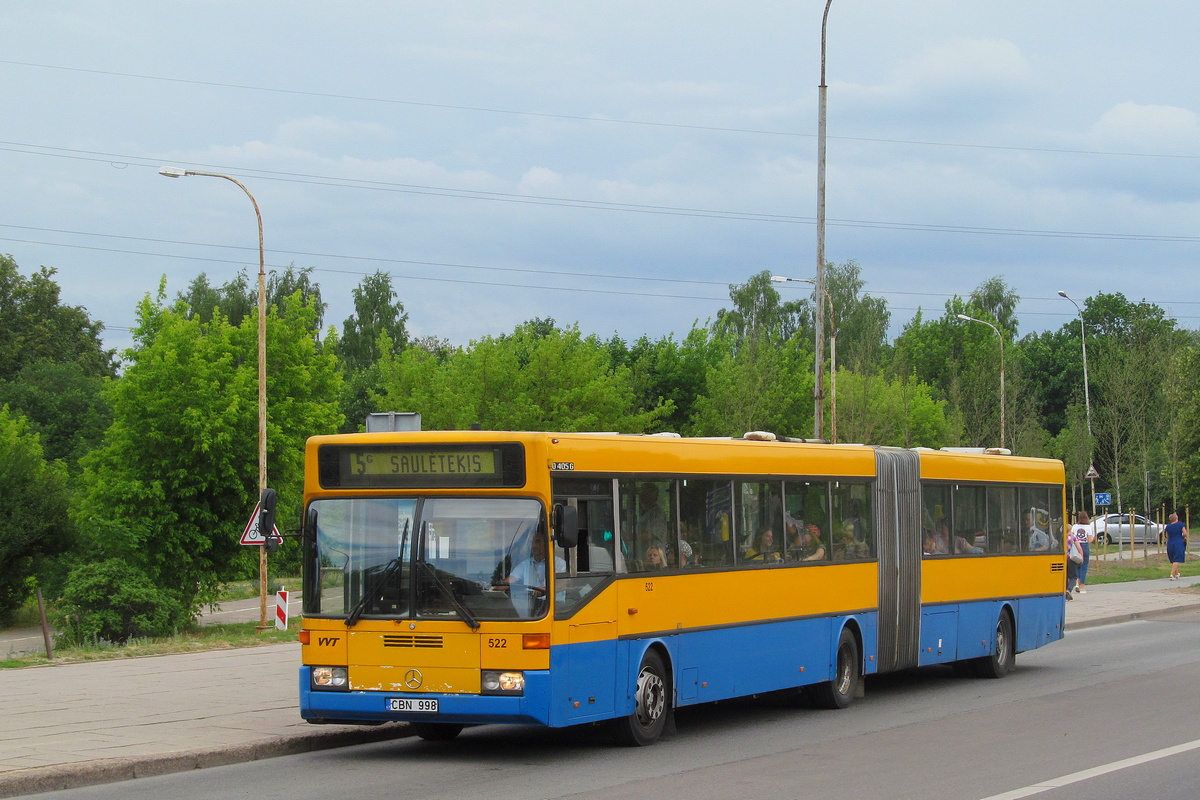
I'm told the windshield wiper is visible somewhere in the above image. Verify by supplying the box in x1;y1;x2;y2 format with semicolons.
345;520;410;628
415;558;481;630
345;556;404;627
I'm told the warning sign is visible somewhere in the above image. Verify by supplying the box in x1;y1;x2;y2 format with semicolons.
1085;465;1100;479
240;501;282;546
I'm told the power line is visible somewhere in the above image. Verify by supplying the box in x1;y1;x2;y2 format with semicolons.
5;141;1200;244
4;58;1200;161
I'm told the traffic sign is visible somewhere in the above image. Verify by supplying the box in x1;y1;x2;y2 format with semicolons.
240;501;282;545
1094;492;1112;507
1085;465;1100;479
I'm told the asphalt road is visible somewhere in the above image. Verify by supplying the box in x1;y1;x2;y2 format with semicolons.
22;608;1200;800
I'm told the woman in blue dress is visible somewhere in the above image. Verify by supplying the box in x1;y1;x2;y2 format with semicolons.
1165;512;1189;580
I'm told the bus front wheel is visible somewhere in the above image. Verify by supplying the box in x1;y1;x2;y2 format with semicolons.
811;628;860;710
613;649;671;746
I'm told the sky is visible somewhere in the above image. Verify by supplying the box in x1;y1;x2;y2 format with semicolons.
2;2;1198;358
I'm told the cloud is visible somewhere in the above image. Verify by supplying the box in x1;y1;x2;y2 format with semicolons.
1088;102;1200;151
519;166;563;191
838;38;1032;126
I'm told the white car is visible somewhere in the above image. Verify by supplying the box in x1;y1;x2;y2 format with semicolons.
1091;512;1163;545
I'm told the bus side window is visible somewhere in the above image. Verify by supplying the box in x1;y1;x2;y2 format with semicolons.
680;478;732;567
619;479;676;573
988;486;1019;553
833;481;872;560
783;480;830;563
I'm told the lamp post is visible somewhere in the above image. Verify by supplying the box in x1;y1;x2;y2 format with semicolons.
814;0;834;441
1058;290;1094;516
772;275;837;442
957;313;1006;451
159;166;270;631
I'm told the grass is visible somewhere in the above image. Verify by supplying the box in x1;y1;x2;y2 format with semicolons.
1079;551;1200;585
0;620;300;669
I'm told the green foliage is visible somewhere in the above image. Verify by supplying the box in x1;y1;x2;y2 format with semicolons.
376;321;671;432
609;326;721;434
0;256;116;475
713;271;810;347
54;558;179;644
336;270;408;371
833;369;950;448
0;406;73;624
688;332;815;437
75;280;343;618
0;255;117;380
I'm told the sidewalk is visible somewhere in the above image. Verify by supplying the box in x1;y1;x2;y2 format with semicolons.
3;581;1199;798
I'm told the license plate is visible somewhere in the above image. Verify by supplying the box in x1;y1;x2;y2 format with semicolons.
387;697;438;713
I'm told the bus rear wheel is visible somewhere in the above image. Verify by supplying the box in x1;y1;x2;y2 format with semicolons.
972;611;1014;679
409;722;464;741
613;649;670;746
811;628;860;709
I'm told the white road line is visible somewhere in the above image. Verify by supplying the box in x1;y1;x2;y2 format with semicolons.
980;738;1200;800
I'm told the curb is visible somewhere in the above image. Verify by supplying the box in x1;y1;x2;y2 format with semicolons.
0;722;413;799
1065;600;1200;631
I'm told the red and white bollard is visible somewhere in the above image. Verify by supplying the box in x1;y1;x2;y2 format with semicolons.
275;589;289;631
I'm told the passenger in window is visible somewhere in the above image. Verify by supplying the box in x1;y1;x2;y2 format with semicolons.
833;521;870;560
786;516;826;561
746;529;781;562
637;484;669;534
675;536;699;567
1026;509;1055;551
936;520;984;554
926;522;950;554
645;545;668;570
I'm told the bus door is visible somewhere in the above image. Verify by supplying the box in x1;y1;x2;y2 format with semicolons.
873;448;922;672
552;478;619;724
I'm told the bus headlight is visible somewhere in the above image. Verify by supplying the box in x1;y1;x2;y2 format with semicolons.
311;666;349;691
481;670;524;695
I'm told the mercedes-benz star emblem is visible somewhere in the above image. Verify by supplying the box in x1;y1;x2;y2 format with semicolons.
404;669;423;689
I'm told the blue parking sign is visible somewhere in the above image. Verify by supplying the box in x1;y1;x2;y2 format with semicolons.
1094;492;1112;506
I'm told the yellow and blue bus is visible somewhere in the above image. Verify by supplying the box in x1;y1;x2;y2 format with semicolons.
298;430;1066;745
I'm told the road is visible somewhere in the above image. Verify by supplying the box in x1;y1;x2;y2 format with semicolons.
21;608;1200;800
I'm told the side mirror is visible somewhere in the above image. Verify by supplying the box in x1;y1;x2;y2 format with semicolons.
259;488;280;554
553;504;579;549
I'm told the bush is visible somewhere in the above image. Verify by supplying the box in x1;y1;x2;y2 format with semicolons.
54;559;182;644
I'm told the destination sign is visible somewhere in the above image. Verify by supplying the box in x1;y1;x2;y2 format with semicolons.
317;442;525;489
348;449;496;477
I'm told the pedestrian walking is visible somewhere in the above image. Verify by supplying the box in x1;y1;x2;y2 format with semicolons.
1071;510;1094;593
1165;512;1189;580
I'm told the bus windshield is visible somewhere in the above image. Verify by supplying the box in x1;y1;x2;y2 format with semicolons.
305;496;549;622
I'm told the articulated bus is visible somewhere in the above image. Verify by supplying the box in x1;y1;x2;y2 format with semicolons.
298;430;1067;745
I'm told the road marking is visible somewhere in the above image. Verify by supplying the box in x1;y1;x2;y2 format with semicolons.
980;738;1200;800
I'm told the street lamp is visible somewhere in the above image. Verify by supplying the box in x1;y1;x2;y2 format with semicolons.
159;166;270;631
957;313;1006;451
1058;290;1094;516
814;0;834;441
772;275;837;442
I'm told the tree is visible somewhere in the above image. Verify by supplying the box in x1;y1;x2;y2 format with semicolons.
0;405;72;624
75;280;343;621
0;256;117;470
0;255;117;380
178;265;326;334
825;260;891;375
713;271;810;349
337;270;409;370
376;322;670;433
688;331;814;438
833;368;949;448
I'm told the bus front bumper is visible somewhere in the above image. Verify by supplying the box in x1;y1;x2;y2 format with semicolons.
299;666;552;727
